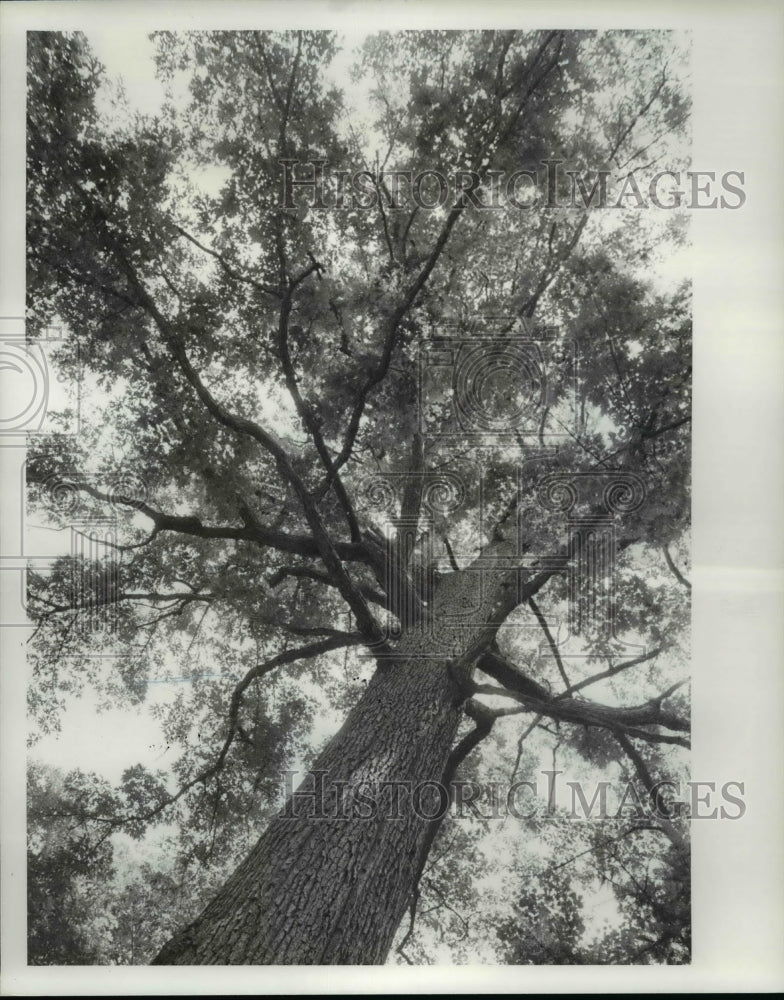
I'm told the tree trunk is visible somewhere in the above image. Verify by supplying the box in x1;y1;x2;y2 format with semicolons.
152;557;522;964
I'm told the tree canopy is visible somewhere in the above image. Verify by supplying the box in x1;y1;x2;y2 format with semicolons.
26;28;692;965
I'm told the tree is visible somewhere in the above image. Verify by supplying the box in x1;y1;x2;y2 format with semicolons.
28;762;114;965
26;28;692;964
28;761;220;965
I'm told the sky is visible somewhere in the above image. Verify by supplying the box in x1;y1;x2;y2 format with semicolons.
88;29;167;119
4;5;781;988
83;27;691;288
17;27;698;968
28;22;691;791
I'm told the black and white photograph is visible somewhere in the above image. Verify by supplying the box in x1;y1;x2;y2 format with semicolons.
1;0;782;993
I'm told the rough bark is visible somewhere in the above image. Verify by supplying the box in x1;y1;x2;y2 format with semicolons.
153;656;460;964
152;547;527;965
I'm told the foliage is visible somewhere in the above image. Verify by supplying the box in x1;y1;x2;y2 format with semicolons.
26;28;691;964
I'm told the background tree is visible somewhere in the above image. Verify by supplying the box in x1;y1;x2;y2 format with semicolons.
26;28;691;964
28;761;114;965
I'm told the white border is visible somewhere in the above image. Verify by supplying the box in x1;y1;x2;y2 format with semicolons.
2;1;783;994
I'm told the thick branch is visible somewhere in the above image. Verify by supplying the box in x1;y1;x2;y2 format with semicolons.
400;696;499;959
475;648;689;747
83;205;386;647
28;472;373;564
276;291;362;542
267;564;388;608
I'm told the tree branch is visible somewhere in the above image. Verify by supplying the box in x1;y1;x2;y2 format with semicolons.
400;696;499;961
662;545;691;592
528;596;571;690
325;36;568;497
442;535;461;573
561;646;666;698
399;432;425;529
61;634;365;837
172;224;280;297
27;472;372;564
71;197;388;648
475;647;690;747
267;564;388;608
276;286;362;542
30;589;213;617
614;732;688;851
